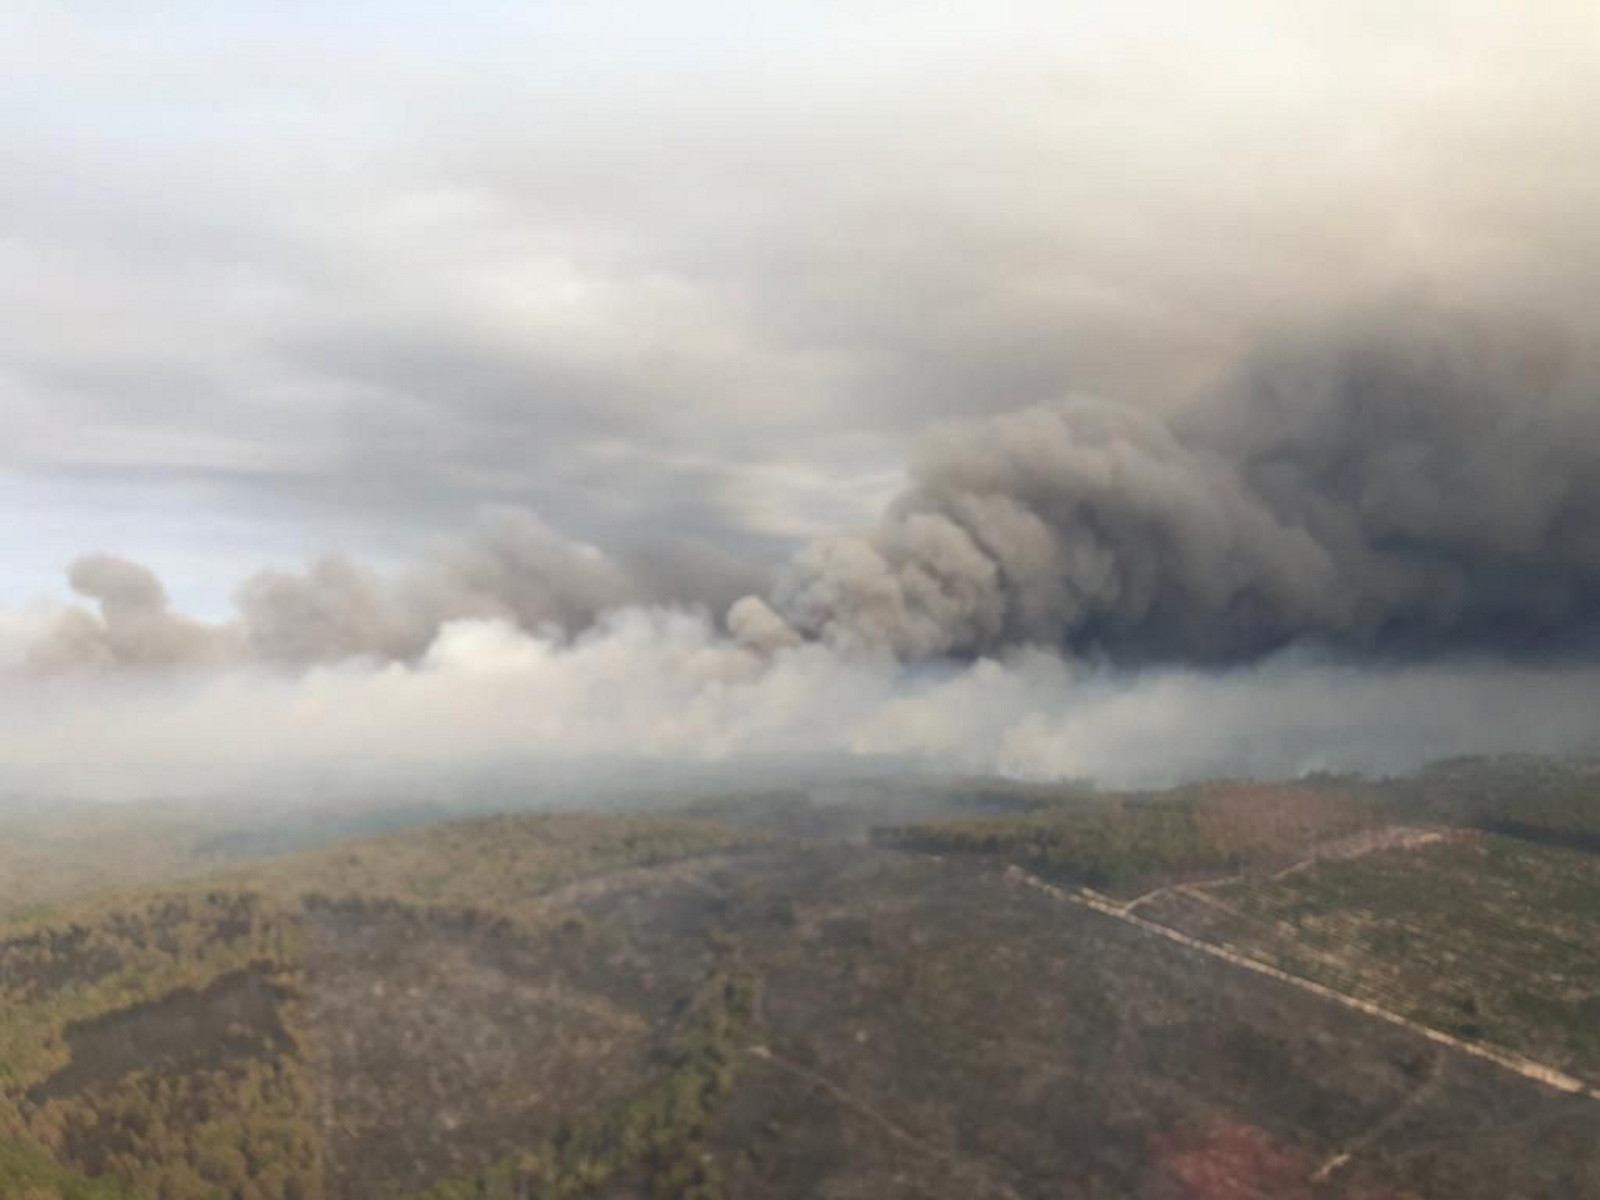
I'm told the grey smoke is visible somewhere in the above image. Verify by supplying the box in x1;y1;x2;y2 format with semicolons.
29;555;239;671
31;509;643;672
744;314;1600;663
13;309;1600;800
237;508;637;666
32;314;1600;676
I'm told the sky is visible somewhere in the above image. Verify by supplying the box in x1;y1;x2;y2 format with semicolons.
3;2;1599;795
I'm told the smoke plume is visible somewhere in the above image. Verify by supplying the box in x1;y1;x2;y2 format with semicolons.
28;556;240;671
11;313;1600;800
28;509;641;673
743;315;1600;663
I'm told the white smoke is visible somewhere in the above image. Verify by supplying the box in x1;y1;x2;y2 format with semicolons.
2;605;1596;801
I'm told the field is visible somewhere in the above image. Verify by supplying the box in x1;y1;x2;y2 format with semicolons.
0;762;1596;1198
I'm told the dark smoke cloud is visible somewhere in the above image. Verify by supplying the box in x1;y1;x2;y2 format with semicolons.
740;314;1600;663
30;315;1600;677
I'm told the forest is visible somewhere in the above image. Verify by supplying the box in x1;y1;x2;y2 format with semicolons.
882;780;1382;893
0;764;1596;1197
0;813;763;1200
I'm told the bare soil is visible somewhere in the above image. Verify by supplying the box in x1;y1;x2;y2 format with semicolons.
298;855;740;1199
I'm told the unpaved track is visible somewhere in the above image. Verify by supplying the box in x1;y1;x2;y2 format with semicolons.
745;1044;1026;1200
1310;1049;1444;1182
1004;865;1600;1102
1120;825;1451;915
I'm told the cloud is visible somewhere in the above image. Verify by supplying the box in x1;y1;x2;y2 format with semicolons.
5;3;1600;607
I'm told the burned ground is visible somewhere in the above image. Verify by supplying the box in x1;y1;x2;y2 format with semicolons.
697;848;1599;1199
1;776;1598;1198
298;856;741;1199
26;968;290;1108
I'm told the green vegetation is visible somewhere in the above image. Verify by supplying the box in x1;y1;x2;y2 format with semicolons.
37;1056;323;1200
409;971;757;1200
3;765;1598;1198
0;811;763;1199
0;890;311;1200
241;811;760;922
894;765;1600;1082
1159;834;1600;1079
0;891;297;1091
1385;755;1600;848
887;781;1379;893
0;1139;131;1200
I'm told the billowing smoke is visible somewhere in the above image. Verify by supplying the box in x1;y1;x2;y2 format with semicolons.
11;315;1600;799
28;509;641;672
236;508;637;666
29;556;240;671
21;317;1600;683
739;316;1600;663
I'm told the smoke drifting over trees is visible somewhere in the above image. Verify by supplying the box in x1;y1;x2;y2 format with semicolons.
742;317;1600;663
